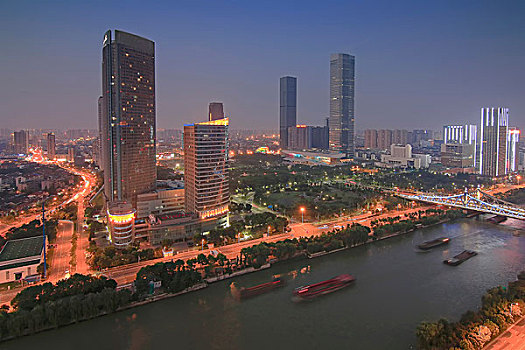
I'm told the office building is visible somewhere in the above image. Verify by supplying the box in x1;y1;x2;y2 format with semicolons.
101;30;156;206
97;96;105;170
310;125;329;149
329;53;355;156
13;130;29;154
479;107;509;177
136;182;185;219
208;102;224;121
183;117;229;221
288;125;309;150
441;143;476;168
46;133;56;161
279;76;297;149
379;144;431;169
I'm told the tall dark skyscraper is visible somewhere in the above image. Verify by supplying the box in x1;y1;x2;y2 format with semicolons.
479;107;509;177
208;102;224;121
101;30;156;206
329;53;355;156
279;76;297;149
46;133;55;160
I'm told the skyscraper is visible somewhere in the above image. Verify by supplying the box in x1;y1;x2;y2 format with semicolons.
208;102;224;121
279;76;297;149
101;30;156;206
13;130;29;154
46;133;56;160
479;107;509;177
97;96;105;171
183;117;229;220
329;53;355;156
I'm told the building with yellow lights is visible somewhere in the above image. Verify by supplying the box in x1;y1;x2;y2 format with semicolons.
107;202;136;248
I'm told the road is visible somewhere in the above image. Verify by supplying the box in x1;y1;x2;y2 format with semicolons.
48;220;74;281
485;316;525;350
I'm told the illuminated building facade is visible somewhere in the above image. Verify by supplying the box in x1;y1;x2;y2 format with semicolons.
46;133;56;160
107;202;136;248
279;76;297;149
183;118;229;222
479;108;508;177
507;128;520;172
101;30;156;206
208;102;224;121
329;53;355;156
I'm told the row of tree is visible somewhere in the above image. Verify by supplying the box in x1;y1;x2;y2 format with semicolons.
0;274;132;341
416;274;525;349
87;243;155;270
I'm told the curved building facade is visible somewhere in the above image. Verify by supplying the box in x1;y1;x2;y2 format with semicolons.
107;202;136;248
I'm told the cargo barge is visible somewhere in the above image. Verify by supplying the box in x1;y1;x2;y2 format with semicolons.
417;237;450;250
444;250;477;266
293;274;355;300
239;278;284;299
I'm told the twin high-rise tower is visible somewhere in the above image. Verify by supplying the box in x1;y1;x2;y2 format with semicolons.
279;53;355;156
100;30;157;206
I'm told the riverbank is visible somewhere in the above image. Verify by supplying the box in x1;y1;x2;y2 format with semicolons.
3;218;524;350
0;211;493;342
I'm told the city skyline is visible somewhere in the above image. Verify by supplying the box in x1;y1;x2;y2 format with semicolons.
1;1;524;132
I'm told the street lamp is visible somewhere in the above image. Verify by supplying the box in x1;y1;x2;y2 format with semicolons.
300;207;305;224
201;238;205;251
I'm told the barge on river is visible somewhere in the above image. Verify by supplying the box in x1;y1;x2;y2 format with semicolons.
444;250;477;266
239;278;284;299
417;237;450;250
293;274;355;300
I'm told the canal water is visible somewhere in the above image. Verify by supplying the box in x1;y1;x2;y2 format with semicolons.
2;218;525;350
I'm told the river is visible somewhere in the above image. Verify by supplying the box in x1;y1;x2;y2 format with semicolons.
2;218;525;350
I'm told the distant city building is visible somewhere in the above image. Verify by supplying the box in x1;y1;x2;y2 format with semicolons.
67;147;75;162
13;130;29;154
107;201;136;248
392;129;409;145
310;125;329;150
441;143;475;168
46;133;56;160
279;76;297;149
443;125;477;145
101;30;156;206
364;129;378;149
479;107;509;177
208;102;224;121
183;117;229;221
409;129;433;145
329;53;355;156
379;144;431;169
287;125;309;150
378;130;393;150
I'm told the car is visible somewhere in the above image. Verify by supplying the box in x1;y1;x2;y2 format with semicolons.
318;225;329;229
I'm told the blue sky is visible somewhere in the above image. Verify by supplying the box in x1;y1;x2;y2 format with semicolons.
1;0;524;131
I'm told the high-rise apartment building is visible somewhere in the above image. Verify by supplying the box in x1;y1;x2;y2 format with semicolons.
479;107;509;177
364;129;378;149
443;125;477;145
208;102;224;121
392;129;409;145
183;118;229;220
377;129;393;150
101;30;156;206
507;128;520;172
13;130;29;154
46;133;56;160
279;76;297;149
329;53;355;156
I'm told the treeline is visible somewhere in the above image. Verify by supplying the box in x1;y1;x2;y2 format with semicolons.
0;219;58;247
0;274;132;341
241;224;371;268
87;243;155;270
416;272;525;349
372;209;465;238
135;260;203;296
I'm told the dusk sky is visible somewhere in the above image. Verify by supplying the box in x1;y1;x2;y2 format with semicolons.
1;0;524;131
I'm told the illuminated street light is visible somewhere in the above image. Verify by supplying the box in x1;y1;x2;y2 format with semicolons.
300;207;305;224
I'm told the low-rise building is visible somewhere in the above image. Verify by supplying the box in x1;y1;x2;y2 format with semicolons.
0;236;45;284
378;144;431;169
